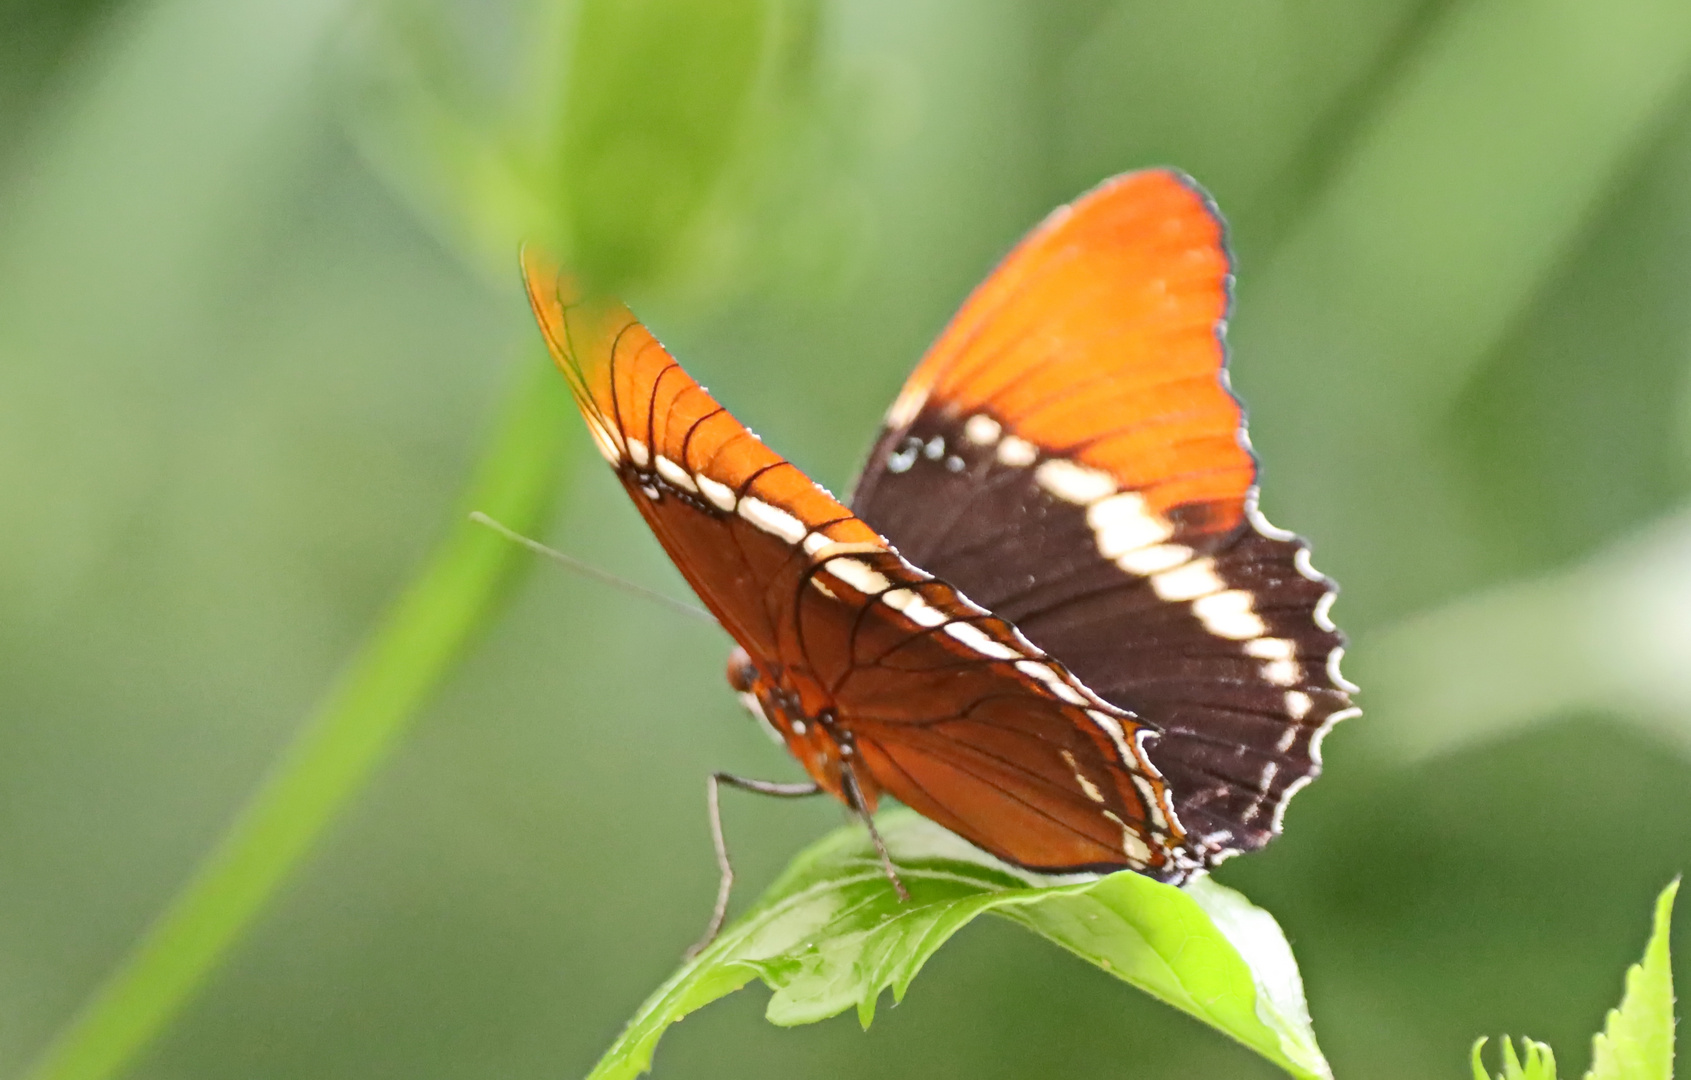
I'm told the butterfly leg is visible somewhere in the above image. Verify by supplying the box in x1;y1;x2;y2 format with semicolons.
841;763;911;903
686;772;822;959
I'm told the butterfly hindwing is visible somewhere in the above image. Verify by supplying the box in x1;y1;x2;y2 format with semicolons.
849;170;1357;864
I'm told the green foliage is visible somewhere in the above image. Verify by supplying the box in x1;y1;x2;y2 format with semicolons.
558;0;786;289
7;2;1691;1079
1586;879;1679;1080
18;358;575;1080
1471;879;1679;1080
1473;1037;1559;1080
350;0;827;290
589;811;1329;1080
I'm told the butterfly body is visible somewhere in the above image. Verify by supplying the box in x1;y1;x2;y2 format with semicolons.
525;169;1357;885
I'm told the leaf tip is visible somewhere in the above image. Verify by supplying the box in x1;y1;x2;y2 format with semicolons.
1584;877;1677;1080
1473;1036;1492;1080
1471;1035;1559;1080
1654;877;1679;932
855;991;879;1030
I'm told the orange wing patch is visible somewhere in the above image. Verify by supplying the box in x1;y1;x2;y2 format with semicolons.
522;248;883;555
885;170;1248;525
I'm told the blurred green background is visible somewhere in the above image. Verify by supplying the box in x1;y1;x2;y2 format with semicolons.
3;1;1691;1078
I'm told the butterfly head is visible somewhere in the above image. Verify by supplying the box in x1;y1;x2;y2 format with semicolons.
724;647;877;809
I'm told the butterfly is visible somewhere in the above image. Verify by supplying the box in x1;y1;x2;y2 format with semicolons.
523;168;1357;945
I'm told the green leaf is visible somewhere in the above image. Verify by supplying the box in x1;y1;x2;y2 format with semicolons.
1585;878;1679;1080
1469;879;1679;1080
588;809;1331;1080
1473;1036;1560;1080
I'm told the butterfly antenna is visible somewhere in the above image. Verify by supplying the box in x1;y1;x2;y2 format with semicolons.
469;511;716;624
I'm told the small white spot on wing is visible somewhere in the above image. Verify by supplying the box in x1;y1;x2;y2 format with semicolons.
626;437;650;468
1191;590;1268;639
1086;491;1173;558
1014;659;1088;705
1102;810;1153;864
737;497;807;544
654;455;698;493
696;473;737;511
1238;761;1281;825
1150;558;1225;602
1284;690;1313;722
1035;458;1117;504
1060;750;1106;804
943;621;1022;661
881;587;947;627
1199;829;1235;851
964;414;1002;446
997;435;1039;468
886;443;918;473
1244;637;1295;660
1115;543;1193;575
1245;640;1302;687
823;557;892;597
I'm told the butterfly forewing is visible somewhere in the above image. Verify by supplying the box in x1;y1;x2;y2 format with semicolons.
849;170;1357;866
525;254;879;658
522;250;1188;876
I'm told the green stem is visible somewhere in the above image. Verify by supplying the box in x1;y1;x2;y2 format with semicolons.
21;353;573;1080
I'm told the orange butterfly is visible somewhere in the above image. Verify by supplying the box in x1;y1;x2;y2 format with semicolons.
524;169;1357;946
